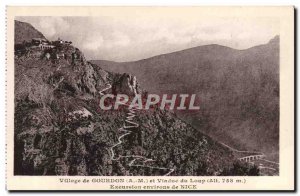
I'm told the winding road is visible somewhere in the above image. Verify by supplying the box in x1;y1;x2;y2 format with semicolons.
99;84;174;176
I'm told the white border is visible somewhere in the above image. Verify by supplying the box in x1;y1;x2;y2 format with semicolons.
0;0;298;195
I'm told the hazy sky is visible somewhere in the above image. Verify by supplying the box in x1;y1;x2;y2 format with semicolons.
16;15;279;62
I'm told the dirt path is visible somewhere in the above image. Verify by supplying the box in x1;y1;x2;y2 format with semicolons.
99;84;174;176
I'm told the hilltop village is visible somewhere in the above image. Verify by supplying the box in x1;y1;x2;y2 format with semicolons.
15;38;85;65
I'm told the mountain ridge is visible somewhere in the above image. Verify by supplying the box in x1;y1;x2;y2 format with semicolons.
91;36;278;63
15;20;46;44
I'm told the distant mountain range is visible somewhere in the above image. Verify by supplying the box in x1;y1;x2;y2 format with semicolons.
92;36;279;161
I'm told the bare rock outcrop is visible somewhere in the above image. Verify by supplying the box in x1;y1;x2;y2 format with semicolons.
113;73;140;96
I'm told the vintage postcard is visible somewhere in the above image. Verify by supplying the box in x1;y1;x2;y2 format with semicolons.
6;6;294;191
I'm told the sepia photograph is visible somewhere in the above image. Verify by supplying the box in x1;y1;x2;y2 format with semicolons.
6;6;294;191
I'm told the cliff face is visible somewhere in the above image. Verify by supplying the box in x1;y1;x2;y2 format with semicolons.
14;20;257;176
